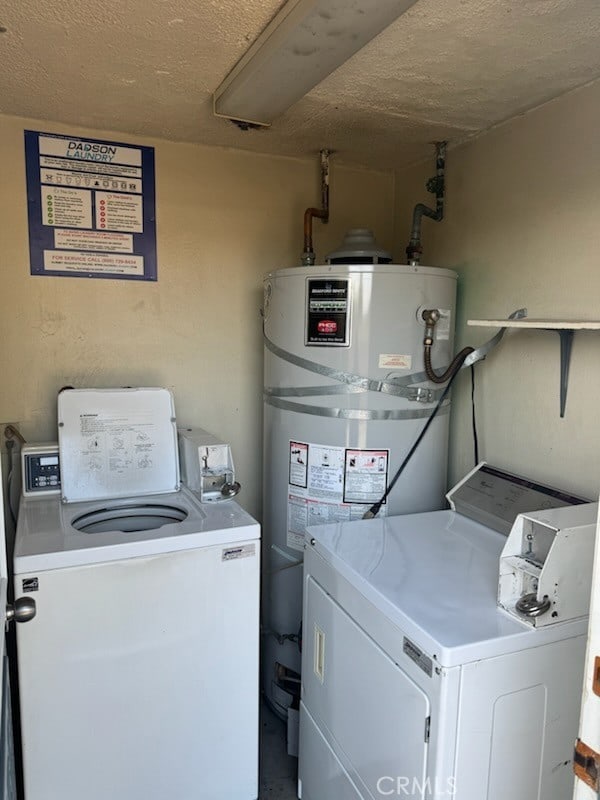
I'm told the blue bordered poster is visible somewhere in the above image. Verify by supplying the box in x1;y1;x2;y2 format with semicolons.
24;130;157;281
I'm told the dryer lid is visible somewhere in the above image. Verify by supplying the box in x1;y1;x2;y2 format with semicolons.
58;388;180;503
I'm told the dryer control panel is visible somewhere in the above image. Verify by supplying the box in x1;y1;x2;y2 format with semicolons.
447;461;588;535
22;443;61;496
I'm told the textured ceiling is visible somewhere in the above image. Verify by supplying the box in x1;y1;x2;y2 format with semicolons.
0;0;599;169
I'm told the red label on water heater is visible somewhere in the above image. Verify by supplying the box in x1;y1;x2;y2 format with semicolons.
306;278;350;346
317;319;337;334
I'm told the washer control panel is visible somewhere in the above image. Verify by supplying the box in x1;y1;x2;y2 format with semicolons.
22;443;61;496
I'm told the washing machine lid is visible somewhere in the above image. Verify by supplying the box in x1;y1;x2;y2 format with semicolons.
307;510;587;667
14;487;260;572
58;388;180;503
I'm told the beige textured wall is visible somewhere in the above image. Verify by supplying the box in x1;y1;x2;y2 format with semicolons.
0;114;394;519
394;81;600;500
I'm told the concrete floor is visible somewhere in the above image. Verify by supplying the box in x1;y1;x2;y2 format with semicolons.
260;702;298;799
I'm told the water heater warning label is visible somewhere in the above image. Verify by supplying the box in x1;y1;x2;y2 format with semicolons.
306;278;350;346
343;449;389;504
289;442;308;488
286;441;389;551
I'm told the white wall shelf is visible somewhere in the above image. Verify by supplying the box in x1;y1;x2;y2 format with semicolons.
468;319;600;331
467;318;600;417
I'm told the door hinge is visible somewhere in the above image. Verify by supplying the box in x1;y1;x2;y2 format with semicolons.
574;738;600;791
593;656;600;697
424;716;431;743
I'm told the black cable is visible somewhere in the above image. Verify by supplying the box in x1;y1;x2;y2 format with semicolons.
363;364;463;519
471;365;479;466
6;439;17;526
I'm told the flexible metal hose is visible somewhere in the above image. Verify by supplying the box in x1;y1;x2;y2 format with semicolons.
424;344;474;384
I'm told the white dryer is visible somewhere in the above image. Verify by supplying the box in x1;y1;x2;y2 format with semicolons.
14;389;261;800
299;464;596;800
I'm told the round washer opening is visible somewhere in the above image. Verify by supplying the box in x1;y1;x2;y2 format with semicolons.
71;503;188;534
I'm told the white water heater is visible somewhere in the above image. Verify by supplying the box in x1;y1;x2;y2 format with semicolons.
262;233;457;722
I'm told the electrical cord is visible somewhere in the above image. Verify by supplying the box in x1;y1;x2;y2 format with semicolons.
4;424;26;527
471;365;479;465
363;361;465;520
6;439;17;526
267;628;302;650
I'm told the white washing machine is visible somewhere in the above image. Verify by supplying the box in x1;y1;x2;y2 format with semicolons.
299;464;597;800
14;389;261;800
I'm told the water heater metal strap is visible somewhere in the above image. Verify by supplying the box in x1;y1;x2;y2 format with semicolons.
263;335;446;402
265;395;450;421
461;308;528;367
265;384;366;397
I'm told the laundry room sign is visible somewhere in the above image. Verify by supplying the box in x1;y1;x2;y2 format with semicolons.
24;130;157;281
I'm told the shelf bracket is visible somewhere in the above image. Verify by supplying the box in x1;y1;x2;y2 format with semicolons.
554;329;574;418
467;317;600;418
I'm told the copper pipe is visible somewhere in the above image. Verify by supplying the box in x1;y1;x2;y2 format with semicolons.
303;207;328;253
301;149;330;266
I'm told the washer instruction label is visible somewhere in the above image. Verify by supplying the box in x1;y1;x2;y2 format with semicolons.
286;441;389;551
